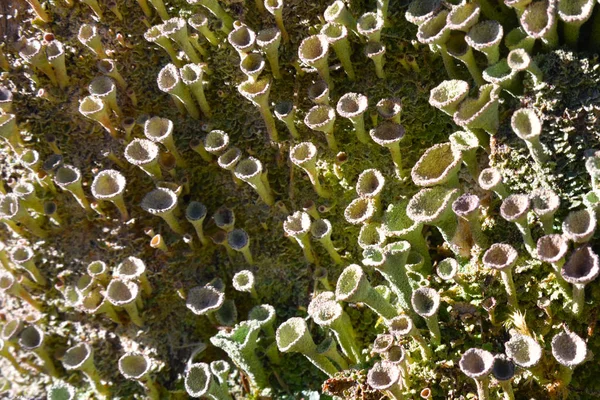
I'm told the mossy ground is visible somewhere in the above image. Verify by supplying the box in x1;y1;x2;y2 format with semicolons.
2;0;600;399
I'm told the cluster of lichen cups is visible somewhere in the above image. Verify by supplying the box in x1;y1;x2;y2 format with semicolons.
3;0;600;398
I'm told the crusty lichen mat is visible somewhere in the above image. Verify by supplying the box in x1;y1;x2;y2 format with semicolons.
1;0;600;398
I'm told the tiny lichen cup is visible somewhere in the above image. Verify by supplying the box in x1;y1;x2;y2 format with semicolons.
228;229;253;264
505;333;543;371
185;362;232;399
336;264;398;319
367;361;404;400
530;188;559;234
376;98;402;124
204;130;229;155
479;167;508;199
19;39;57;86
54;165;91;211
289;142;330;198
144;25;180;66
356;168;385;209
1;194;47;238
406;187;461;256
520;0;559;48
465;20;504;65
186;201;209;245
562;208;597;244
304;104;337;151
78;24;107;59
416;10;453;78
79;96;116;137
228;24;256;59
452;193;488;247
264;0;289;43
387;314;431;359
218;147;243;184
188;13;219;46
118;352;160;399
240;53;265;82
364;41;386;79
62;343;109;395
234;157;274;206
324;0;357;32
344;197;376;225
256;28;282;79
357;12;384;42
238;78;279;142
185;285;225;316
114;256;152;296
561;246;599;316
157;63;200;119
446;32;484;86
482;243;519;309
106;279;144;326
48;382;76;400
429;80;470;116
406;0;442;26
500;194;535;255
19;325;58;377
459;348;494;400
336;92;369;143
274;101;299;139
369;122;407;179
511;108;546;163
209;320;267;388
310;297;361;364
492;354;516;400
536;234;571;298
91;169;128;220
307;81;330;105
46;41;69;89
89;76;122;118
124;138;162;179
284;211;315;263
411;142;462;187
0;271;43;310
507;48;543;87
320;22;354;80
551;329;588;387
298;35;330;84
144;116;186;166
140;187;184;234
557;0;595;48
310;218;342;264
453;84;501;135
162;17;202;63
276;317;338;377
411;287;442;346
447;1;481;32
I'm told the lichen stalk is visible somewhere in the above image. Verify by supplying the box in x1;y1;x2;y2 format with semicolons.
238;79;279;142
274;101;299;138
290;142;330;198
257;28;282;79
321;23;355;80
180;63;212;118
336;264;398;320
264;0;289;43
276;317;338;377
234;157;275;206
310;219;342;264
189;0;234;32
